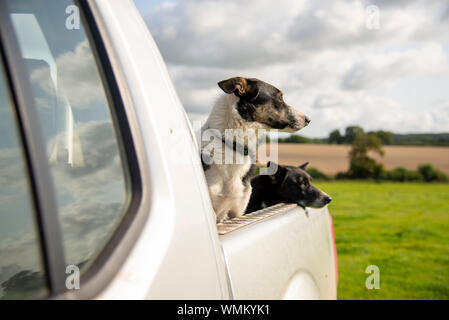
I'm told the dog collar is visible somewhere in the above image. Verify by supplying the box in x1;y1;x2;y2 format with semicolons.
200;136;254;170
201;125;263;164
221;136;249;156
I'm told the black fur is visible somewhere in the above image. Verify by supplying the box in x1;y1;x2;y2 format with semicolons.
201;153;212;171
236;99;256;121
201;158;211;171
245;162;332;213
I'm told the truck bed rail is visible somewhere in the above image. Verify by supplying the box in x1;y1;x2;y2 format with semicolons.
216;203;298;235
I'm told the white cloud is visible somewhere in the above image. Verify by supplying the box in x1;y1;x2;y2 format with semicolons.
140;0;449;137
49;120;127;265
341;44;449;90
146;0;307;67
30;40;106;110
0;120;128;276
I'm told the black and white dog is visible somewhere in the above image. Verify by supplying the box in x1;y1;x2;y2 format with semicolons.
245;161;332;214
201;77;310;222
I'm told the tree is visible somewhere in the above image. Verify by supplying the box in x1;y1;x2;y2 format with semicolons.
328;129;343;144
368;130;393;145
349;133;384;159
279;134;311;143
347;132;384;179
418;164;449;182
344;126;364;144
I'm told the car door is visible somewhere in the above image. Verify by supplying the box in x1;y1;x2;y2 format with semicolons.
1;0;232;300
0;0;149;299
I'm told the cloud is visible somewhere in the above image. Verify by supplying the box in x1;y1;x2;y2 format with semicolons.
309;90;449;134
146;0;307;67
341;44;449;90
140;0;449;137
146;0;449;66
1;35;128;291
48;120;127;265
0;120;128;277
30;40;106;110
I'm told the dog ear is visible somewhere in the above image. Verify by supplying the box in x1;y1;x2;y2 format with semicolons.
268;161;288;184
298;161;309;170
218;77;247;96
218;77;259;101
244;79;260;101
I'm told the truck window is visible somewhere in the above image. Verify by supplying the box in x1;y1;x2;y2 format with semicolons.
0;60;48;299
6;0;132;271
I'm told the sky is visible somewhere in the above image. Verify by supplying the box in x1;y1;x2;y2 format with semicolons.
134;0;449;138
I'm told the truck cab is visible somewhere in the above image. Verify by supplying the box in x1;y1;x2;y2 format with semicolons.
0;0;337;300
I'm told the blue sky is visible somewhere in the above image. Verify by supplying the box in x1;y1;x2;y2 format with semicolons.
134;0;449;137
134;0;166;14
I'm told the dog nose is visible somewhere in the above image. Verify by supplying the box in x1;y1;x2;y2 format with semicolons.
305;116;311;125
324;196;332;204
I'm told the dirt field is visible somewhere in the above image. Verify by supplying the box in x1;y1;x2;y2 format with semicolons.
261;144;449;175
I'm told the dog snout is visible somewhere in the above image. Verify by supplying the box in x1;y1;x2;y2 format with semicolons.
324;195;332;204
293;113;310;130
305;116;311;125
285;108;310;132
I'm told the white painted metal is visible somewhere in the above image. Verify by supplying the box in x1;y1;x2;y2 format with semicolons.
89;0;337;300
220;206;337;299
90;0;230;299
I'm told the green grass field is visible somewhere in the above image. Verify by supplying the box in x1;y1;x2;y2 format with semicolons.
315;181;449;300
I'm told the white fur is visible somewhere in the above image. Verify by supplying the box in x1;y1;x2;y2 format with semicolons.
201;94;264;222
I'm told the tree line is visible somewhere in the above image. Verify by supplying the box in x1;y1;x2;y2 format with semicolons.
305;129;448;182
276;126;449;146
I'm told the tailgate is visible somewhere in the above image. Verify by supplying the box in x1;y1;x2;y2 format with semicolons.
217;204;337;299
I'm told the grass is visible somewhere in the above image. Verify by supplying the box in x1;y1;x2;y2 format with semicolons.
314;181;449;300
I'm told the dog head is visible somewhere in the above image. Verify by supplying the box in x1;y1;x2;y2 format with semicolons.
267;161;332;208
218;77;310;132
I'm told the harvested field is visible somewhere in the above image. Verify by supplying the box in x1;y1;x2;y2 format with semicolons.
261;144;449;175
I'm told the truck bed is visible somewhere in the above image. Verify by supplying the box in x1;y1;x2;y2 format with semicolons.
217;204;337;299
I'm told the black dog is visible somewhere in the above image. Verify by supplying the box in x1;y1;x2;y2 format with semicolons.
245;161;332;213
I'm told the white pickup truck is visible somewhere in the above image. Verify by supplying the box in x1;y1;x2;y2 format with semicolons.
0;0;337;300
